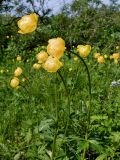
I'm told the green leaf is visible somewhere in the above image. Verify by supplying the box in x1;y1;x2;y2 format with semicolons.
89;140;103;153
77;140;89;153
95;154;107;160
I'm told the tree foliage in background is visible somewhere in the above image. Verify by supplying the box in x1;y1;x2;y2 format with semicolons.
0;0;120;61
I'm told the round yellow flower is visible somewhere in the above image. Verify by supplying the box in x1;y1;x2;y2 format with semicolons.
47;37;65;59
33;63;41;70
43;56;63;72
112;53;119;60
77;45;91;58
94;53;100;59
14;67;22;77
36;51;48;63
17;13;38;34
10;77;19;88
16;55;22;61
97;56;105;63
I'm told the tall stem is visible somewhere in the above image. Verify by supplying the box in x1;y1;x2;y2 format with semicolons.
57;70;70;137
71;51;92;159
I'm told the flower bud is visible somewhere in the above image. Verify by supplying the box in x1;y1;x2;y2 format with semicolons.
33;63;41;70
14;67;22;77
36;51;48;63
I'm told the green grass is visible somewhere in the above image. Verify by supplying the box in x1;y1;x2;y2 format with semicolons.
0;50;120;160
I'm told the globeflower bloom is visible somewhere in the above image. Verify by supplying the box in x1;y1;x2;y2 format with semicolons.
94;53;100;59
77;45;91;58
17;13;38;34
36;51;48;63
10;77;19;88
47;37;66;59
14;67;22;77
43;56;63;72
112;53;119;60
33;63;41;70
16;55;22;61
97;56;105;63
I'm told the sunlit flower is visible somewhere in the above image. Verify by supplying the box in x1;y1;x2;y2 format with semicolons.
33;63;41;70
36;51;48;63
14;67;22;77
112;53;119;60
77;45;91;58
94;53;100;59
43;56;63;72
10;77;19;88
17;13;38;34
16;55;22;61
47;37;65;59
97;56;105;63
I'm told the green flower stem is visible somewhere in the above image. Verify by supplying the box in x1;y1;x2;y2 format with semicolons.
57;70;70;137
71;51;92;159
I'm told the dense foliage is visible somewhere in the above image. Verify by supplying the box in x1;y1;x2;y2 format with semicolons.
0;0;120;159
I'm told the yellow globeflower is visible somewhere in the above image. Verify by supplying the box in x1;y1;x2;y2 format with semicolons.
17;13;38;34
43;56;63;72
14;67;22;77
77;45;91;58
47;37;66;59
10;77;19;88
36;51;48;63
97;56;105;63
94;53;100;59
33;63;41;70
16;55;22;61
112;53;119;60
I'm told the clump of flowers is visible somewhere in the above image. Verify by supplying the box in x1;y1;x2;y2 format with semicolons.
34;37;65;73
17;13;38;34
77;45;91;58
